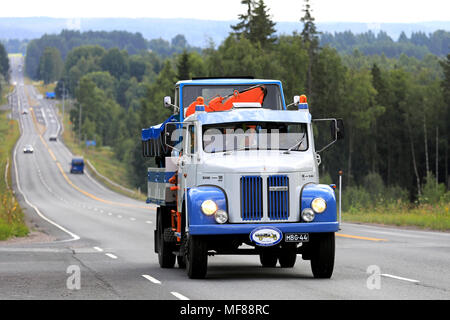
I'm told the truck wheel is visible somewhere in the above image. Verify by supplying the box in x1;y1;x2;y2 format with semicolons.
278;244;297;268
310;233;335;279
157;208;175;268
259;248;278;267
186;235;208;279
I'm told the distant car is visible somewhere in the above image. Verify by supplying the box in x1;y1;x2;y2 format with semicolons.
70;157;84;174
23;145;34;153
49;136;57;141
22;110;28;115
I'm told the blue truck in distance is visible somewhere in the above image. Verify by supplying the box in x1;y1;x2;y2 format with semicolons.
141;78;344;279
70;157;84;174
45;92;56;99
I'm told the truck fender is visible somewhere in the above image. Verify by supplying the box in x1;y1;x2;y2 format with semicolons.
186;186;228;228
300;184;337;223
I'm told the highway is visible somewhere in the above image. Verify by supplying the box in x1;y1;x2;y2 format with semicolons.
1;56;449;300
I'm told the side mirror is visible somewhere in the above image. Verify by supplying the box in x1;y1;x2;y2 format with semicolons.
330;119;345;140
293;95;300;106
164;96;172;108
164;122;184;152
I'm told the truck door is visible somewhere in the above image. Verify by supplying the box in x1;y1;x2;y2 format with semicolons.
178;123;198;213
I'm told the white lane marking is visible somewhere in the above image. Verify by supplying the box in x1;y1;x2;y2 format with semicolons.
108;212;113;216
130;217;136;221
146;221;152;224
93;247;103;252
105;253;118;259
171;292;189;300
117;215;122;219
381;274;420;283
142;275;161;284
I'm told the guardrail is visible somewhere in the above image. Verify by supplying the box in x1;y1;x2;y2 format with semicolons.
84;159;140;198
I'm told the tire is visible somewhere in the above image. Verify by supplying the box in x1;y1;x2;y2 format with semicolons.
186;235;208;279
157;208;175;268
259;248;278;267
310;233;335;279
278;244;297;268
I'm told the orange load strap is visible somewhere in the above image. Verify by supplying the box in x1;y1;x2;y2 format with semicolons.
185;85;266;117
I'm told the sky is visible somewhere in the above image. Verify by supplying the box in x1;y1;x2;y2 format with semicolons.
0;0;448;23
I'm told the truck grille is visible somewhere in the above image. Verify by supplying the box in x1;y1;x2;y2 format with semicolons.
240;176;263;221
267;175;290;220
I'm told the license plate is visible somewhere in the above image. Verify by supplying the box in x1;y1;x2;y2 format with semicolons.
285;233;309;243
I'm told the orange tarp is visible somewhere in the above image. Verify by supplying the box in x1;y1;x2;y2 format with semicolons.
185;86;266;117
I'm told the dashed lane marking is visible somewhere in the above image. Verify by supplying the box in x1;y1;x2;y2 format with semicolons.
171;292;189;300
142;275;161;284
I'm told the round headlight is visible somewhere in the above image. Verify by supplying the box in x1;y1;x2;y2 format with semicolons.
311;197;327;213
301;208;315;222
201;200;218;216
214;210;228;224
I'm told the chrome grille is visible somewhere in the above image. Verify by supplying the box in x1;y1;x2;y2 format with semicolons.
267;175;289;220
240;176;263;221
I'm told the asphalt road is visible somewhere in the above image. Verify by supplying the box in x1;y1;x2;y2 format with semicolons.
1;56;449;300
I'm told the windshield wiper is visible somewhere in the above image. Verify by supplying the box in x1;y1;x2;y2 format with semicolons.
283;133;306;154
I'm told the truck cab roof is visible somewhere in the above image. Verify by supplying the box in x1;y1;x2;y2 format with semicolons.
176;78;287;121
176;78;282;86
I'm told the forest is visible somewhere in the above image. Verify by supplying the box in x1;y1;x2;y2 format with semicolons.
14;0;450;212
321;29;449;59
0;42;10;100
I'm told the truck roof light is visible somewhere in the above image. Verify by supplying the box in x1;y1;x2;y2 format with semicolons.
298;95;308;109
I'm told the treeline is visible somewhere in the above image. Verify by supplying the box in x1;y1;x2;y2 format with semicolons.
24;30;199;80
0;42;9;97
321;29;450;59
25;0;450;203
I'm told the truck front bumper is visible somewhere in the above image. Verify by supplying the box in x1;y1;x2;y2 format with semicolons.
189;221;339;235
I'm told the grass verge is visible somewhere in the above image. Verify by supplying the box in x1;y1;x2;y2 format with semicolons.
343;201;450;231
0;110;29;240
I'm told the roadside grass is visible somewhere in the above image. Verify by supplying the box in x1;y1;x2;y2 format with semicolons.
0;84;13;106
33;81;56;97
0;110;29;240
343;200;450;231
55;101;145;201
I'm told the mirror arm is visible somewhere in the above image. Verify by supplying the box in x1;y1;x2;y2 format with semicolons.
312;118;338;153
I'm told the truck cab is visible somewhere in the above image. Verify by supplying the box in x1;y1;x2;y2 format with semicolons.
141;78;344;279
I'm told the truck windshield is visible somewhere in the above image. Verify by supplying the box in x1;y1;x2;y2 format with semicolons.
182;84;283;111
202;122;308;153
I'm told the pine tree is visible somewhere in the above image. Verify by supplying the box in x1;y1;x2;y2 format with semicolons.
249;0;277;48
300;0;320;104
177;50;191;80
231;0;255;39
300;0;319;46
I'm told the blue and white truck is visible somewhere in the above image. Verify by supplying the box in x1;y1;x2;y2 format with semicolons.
141;78;344;279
